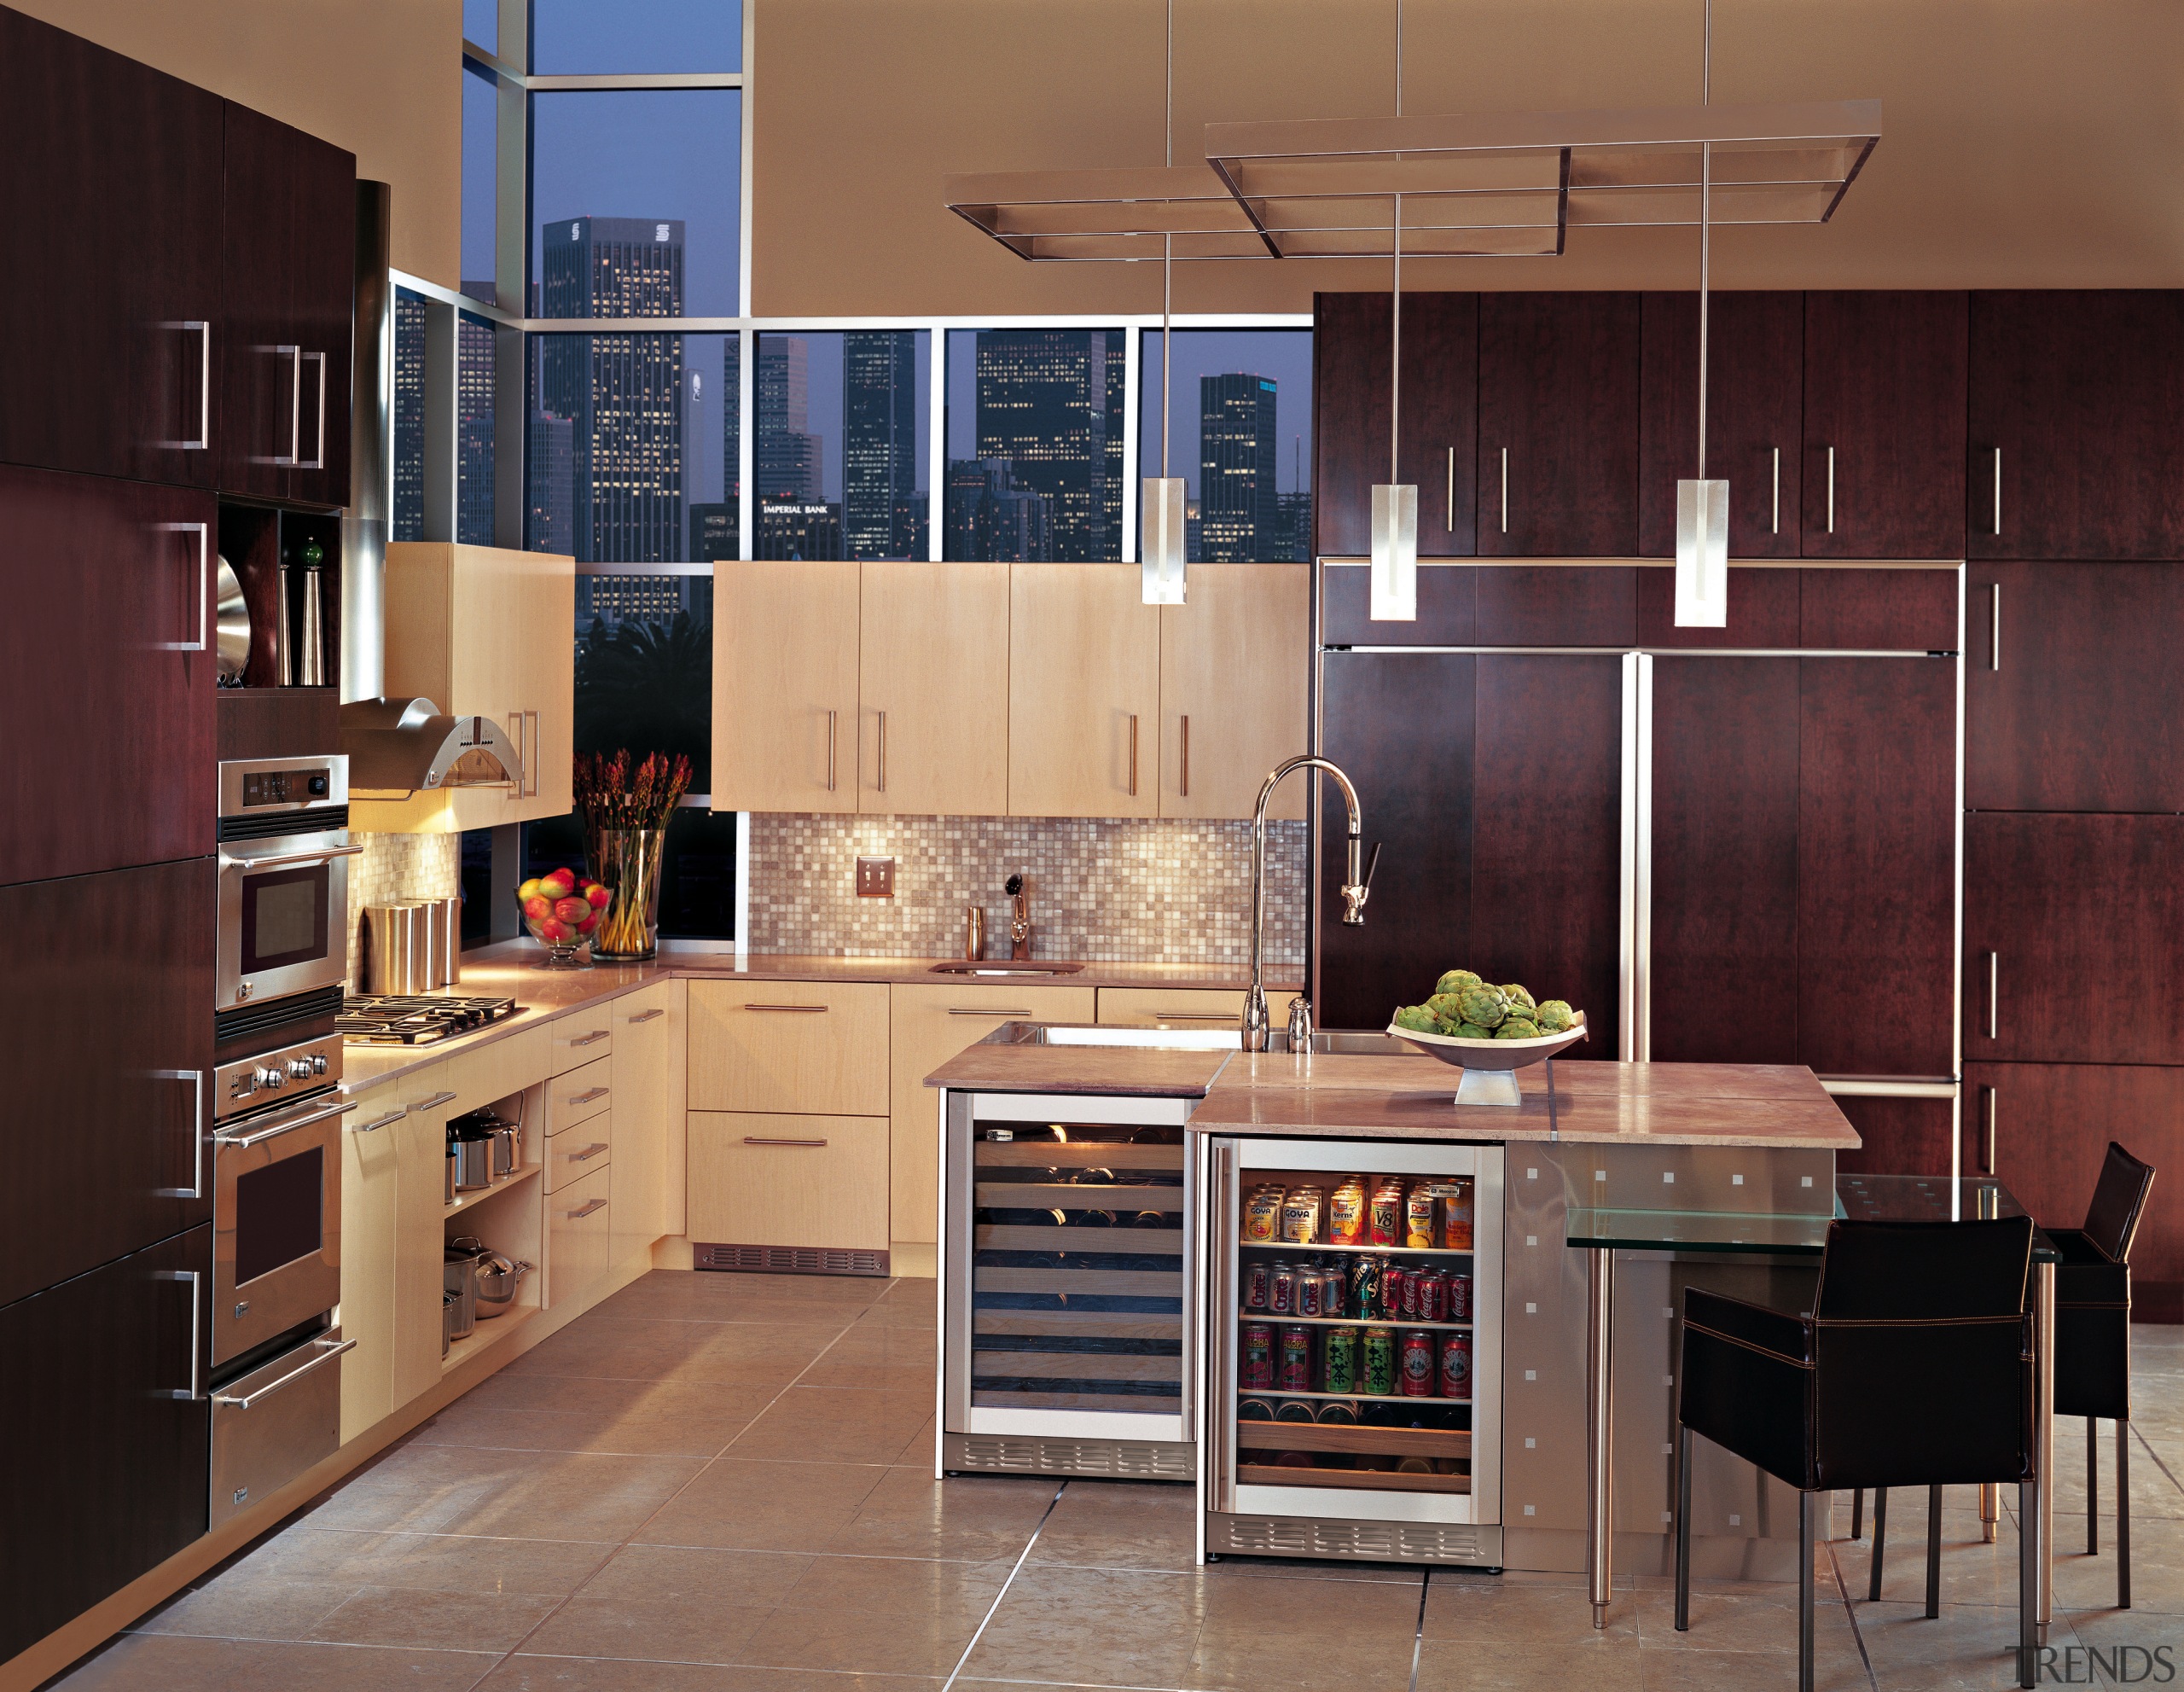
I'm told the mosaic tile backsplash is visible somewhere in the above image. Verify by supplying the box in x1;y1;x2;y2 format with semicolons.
745;814;1307;965
347;832;461;989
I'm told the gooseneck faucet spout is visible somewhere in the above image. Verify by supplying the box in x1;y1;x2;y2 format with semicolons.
1244;755;1374;1053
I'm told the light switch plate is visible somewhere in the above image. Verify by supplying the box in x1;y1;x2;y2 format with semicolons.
857;856;895;898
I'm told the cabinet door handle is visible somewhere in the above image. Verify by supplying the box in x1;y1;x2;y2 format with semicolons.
1992;446;2002;536
154;1069;206;1198
1980;1084;1997;1174
626;1008;665;1024
1128;712;1139;798
1770;445;1780;535
568;1029;610;1046
163;321;212;450
950;1006;1031;1016
1153;1010;1236;1021
743;1136;829;1148
355;1108;408;1134
297;351;328;471
1180;714;1190;798
1500;446;1509;534
212;1335;355;1410
568;1141;609;1161
157;1269;203;1401
273;345;304;465
561;1197;607;1219
217;1096;355;1148
1446;445;1455;532
827;707;838;793
1987;950;1999;1041
156;523;211;652
876;709;887;794
565;1086;610;1107
1825;445;1836;534
410;1090;458;1113
526;710;540;797
745;1002;828;1013
1989;583;2001;672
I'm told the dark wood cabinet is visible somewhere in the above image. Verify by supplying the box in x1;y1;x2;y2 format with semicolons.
1318;562;1476;647
0;1224;211;1665
1966;561;2184;811
219;102;355;507
1640;291;1804;559
1964;1062;2184;1318
0;859;213;1311
1968;291;2184;561
1477;292;1641;557
1963;812;2184;1067
1475;566;1636;646
0;9;223;488
1799;566;1959;650
0;465;214;885
1802;292;1966;560
1797;656;1958;1076
1635;566;1801;648
1834;1095;1955;1177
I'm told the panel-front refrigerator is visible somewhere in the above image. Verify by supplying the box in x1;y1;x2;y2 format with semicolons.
1201;1137;1503;1567
939;1088;1197;1482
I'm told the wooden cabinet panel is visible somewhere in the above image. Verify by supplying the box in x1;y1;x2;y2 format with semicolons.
388;1061;451;1411
1314;294;1478;559
1964;813;2184;1067
439;1023;547;1116
0;467;215;884
339;1083;407;1442
1648;658;1800;1065
1472;655;1626;1053
1968;291;2184;561
546;1164;613;1308
1313;292;1386;561
862;561;1010;816
1640;291;1804;559
714;559;860;814
1833;1095;1955;1177
1966;561;2184;811
544;1055;613;1136
0;9;223;488
1635;567;1800;649
1797;657;1958;1076
688;980;890;1115
687;1112;890;1250
545;1113;613;1194
1096;987;1249;1027
1965;1061;2184;1301
889;983;1096;1247
1478;292;1641;557
282;124;356;510
543;1016;612;1078
1159;563;1308;819
1799;567;1959;650
1802;291;1966;559
1008;563;1161;818
1316;652;1474;1032
610;980;684;1262
1475;566;1636;646
1319;561;1477;646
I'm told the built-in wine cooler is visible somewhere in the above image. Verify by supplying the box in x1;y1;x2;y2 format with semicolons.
939;1090;1197;1481
1201;1137;1503;1567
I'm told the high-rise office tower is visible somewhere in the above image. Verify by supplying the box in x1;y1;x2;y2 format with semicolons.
973;330;1123;561
721;336;741;550
1198;372;1278;561
843;332;918;558
392;293;426;542
526;412;574;556
455;315;497;546
533;215;686;561
755;334;828;555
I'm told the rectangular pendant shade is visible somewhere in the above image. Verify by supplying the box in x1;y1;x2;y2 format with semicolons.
1141;476;1187;604
1674;479;1729;627
1370;484;1418;621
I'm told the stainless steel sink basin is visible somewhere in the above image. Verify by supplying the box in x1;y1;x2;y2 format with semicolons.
927;961;1085;975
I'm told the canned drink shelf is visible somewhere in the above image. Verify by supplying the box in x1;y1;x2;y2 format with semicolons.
1240;1309;1474;1332
1239;1386;1472;1407
1236;1463;1472;1495
1240;1240;1474;1257
1237;1421;1472;1460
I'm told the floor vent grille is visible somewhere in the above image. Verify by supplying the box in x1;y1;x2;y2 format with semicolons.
693;1242;890;1277
946;1433;1194;1480
1212;1513;1498;1566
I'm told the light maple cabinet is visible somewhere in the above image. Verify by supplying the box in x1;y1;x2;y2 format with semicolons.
687;1112;891;1252
688;980;889;1115
357;543;575;832
337;1079;410;1444
886;982;1096;1247
546;1163;613;1307
387;1061;459;1413
1095;986;1252;1027
1158;563;1310;821
1009;563;1161;818
861;561;1010;815
714;559;860;814
611;980;685;1265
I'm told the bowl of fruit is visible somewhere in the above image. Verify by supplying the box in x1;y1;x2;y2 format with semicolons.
518;866;609;968
1385;970;1588;1107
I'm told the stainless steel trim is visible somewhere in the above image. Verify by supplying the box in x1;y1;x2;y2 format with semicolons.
877;708;888;794
742;1135;828;1147
568;1029;611;1045
1981;1083;1997;1173
161;321;212;450
1988;950;1999;1041
826;708;838;792
1819;1076;1959;1099
1500;445;1509;532
156;523;211;651
159;1269;202;1400
218;755;352;819
1989;583;2001;672
1180;713;1190;796
1770;445;1780;533
410;1090;458;1113
567;1141;609;1161
354;1108;407;1134
1992;446;2002;535
2035;1259;2056;1635
1446;445;1455;532
949;1006;1031;1016
625;1008;666;1023
218;843;365;872
1150;1010;1235;1021
300;352;328;470
272;344;303;466
211;1336;355;1409
154;1069;206;1198
565;1086;610;1106
1618;653;1642;1061
526;710;540;796
1129;712;1140;797
1632;653;1654;1062
1209;1137;1235;1514
216;1096;355;1149
1825;445;1836;532
561;1196;607;1218
1587;1244;1616;1626
745;1003;827;1013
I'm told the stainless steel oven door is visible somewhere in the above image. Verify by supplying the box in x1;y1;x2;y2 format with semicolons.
212;1091;351;1365
216;829;360;1014
210;1327;352;1527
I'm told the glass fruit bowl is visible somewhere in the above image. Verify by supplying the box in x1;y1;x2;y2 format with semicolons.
518;868;608;968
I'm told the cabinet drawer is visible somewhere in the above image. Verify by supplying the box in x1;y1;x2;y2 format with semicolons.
687;1112;889;1250
545;1113;612;1193
546;1164;612;1308
1096;987;1249;1028
688;981;888;1114
545;1055;613;1135
549;1014;615;1075
442;1024;546;1115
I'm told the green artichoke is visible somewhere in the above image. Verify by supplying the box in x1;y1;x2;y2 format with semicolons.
1425;991;1465;1022
1535;1000;1576;1033
1496;1018;1543;1040
1457;985;1508;1028
1435;968;1483;996
1501;984;1536;1011
1393;1004;1437;1033
1453;1021;1494;1040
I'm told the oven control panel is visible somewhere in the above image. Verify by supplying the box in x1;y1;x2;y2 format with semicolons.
215;1033;344;1121
218;754;349;823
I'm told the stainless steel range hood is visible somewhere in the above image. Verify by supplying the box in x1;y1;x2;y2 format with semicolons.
339;698;520;799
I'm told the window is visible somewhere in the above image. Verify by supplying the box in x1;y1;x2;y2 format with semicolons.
461;61;498;305
755;331;928;561
531;0;742;74
462;0;496;55
944;329;1124;561
1139;329;1312;562
392;288;427;543
456;312;498;545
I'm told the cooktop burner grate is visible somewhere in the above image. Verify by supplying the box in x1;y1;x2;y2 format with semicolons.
338;993;522;1044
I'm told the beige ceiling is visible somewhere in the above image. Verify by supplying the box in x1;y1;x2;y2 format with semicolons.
753;0;2184;315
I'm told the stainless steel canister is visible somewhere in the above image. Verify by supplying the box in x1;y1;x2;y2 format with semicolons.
437;895;463;986
363;901;425;994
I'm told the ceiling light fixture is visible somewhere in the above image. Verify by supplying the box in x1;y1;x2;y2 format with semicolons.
1370;0;1417;622
1675;0;1728;627
1142;0;1187;605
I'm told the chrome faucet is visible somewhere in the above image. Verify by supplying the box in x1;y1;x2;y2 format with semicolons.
1243;755;1374;1053
1006;871;1033;960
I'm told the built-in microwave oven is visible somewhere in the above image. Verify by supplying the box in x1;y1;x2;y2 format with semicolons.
216;756;357;1017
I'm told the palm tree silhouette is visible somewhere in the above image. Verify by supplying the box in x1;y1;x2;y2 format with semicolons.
572;610;712;787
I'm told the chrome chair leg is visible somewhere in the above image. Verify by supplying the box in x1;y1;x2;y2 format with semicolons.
1925;1483;1943;1618
1981;1481;1999;1543
1868;1486;1888;1602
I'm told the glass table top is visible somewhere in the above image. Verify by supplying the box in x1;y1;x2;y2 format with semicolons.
1565;1173;2059;1260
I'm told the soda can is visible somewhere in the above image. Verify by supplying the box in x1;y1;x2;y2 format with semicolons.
1295;1261;1323;1318
1400;1329;1436;1397
1406;1187;1438;1249
1419;1268;1448;1323
1400;1264;1421;1321
1368;1186;1403;1247
1442;1177;1475;1251
1348;1254;1380;1321
1362;1325;1397;1396
1279;1325;1315;1393
1269;1261;1294;1316
1449;1271;1472;1321
1440;1331;1473;1399
1242;1259;1270;1312
1321;1265;1348;1323
1380;1263;1405;1323
1321;1325;1358;1394
1240;1323;1275;1390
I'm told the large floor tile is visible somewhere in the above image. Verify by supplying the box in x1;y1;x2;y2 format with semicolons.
584;1268;886;1326
728;1386;934;1463
53;1633;495;1692
774;1551;1012;1619
1635;1585;1864;1659
1855;1599;2053;1690
2058;1608;2184;1686
305;1445;706;1541
514;1543;809;1663
411;1400;770;1458
1425;1576;1636;1645
729;1598;982;1677
224;1526;613;1597
632;1457;891;1552
2044;1425;2184;1521
956;1564;1209;1688
2048;1512;2184;1614
1414;1637;1646;1692
476;1660;936;1692
1189;1573;1424;1689
821;1466;1062;1562
860;1280;938;1328
308;1586;561;1652
132;1573;358;1642
450;1371;757;1420
1640;1644;1872;1691
1025;1479;1197;1571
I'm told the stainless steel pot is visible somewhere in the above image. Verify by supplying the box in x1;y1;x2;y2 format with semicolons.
489;1121;522;1180
441;1291;458;1357
451;1124;495;1191
443;1246;479;1338
473;1254;532;1318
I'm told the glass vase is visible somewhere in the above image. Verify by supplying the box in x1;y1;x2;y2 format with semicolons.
584;824;667;962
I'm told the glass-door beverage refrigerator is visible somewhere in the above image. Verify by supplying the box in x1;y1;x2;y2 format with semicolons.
1200;1137;1504;1567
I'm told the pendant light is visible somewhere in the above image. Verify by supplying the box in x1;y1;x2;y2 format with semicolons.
1141;0;1187;605
1369;0;1418;622
1674;0;1728;628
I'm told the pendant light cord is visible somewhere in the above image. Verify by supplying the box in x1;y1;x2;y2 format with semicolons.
1696;0;1711;482
1160;0;1172;480
1391;0;1403;486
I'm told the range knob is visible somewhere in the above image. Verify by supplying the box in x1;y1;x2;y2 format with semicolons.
311;1053;329;1075
254;1066;285;1091
287;1057;316;1080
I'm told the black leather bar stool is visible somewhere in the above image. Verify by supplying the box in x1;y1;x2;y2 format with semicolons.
1676;1218;2036;1692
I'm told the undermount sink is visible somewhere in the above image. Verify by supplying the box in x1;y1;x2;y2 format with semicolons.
926;961;1085;975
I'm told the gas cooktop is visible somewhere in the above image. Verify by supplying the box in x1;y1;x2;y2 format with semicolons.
338;993;522;1044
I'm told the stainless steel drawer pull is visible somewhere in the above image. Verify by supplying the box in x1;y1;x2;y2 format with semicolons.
355;1108;408;1134
1446;445;1455;532
1154;1011;1235;1021
744;1136;829;1148
626;1008;665;1024
876;708;888;794
1180;714;1190;797
950;1006;1031;1017
1981;1084;1998;1174
1992;445;2002;535
220;842;364;872
1989;583;2001;672
218;1097;355;1148
158;1269;203;1401
1128;713;1139;798
569;1141;609;1161
1770;446;1780;534
566;1087;610;1106
410;1090;458;1113
1825;445;1836;533
826;707;838;793
154;1069;206;1198
156;523;211;652
1987;950;2000;1040
212;1336;355;1410
568;1029;610;1046
745;1003;828;1013
1500;446;1509;533
162;320;212;450
562;1197;607;1219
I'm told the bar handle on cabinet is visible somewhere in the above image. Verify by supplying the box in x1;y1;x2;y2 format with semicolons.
156;523;211;652
1153;1011;1237;1021
1128;713;1139;798
565;1086;609;1107
154;1068;206;1198
410;1090;459;1113
216;1097;355;1148
568;1141;609;1162
949;1007;1031;1016
1992;446;2002;536
218;842;364;872
1770;446;1780;535
826;708;838;793
561;1197;607;1219
163;321;212;450
625;1008;665;1024
743;1136;829;1148
1987;951;2000;1041
1825;446;1836;534
354;1108;408;1134
1989;584;2001;672
744;1003;828;1013
1446;445;1455;532
297;352;328;470
568;1029;610;1047
1209;1139;1234;1508
1180;714;1189;798
1979;1084;1997;1174
158;1269;202;1401
212;1336;355;1409
1500;447;1509;533
525;710;540;797
273;345;304;466
876;709;888;794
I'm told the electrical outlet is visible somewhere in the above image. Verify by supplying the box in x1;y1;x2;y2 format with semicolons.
856;856;895;898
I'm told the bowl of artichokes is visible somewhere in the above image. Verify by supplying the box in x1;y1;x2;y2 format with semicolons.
1385;971;1588;1107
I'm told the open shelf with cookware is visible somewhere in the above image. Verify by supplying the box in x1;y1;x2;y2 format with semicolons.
440;1084;543;1368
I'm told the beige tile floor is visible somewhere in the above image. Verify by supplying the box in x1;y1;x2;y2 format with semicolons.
44;1275;2184;1692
